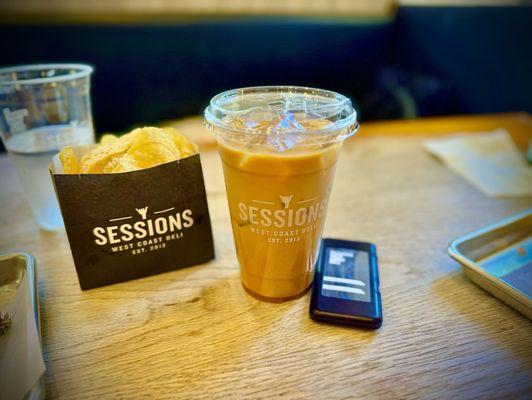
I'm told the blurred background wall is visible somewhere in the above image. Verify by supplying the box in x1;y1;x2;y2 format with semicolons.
0;0;531;134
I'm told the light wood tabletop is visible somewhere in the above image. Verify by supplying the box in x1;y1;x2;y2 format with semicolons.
1;113;531;399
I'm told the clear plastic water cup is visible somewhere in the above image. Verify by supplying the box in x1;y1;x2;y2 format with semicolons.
205;86;358;302
0;64;95;231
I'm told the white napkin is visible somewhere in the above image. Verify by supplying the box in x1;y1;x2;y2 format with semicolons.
0;271;46;400
424;129;532;197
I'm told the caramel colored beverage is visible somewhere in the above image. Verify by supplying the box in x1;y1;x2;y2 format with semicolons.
205;87;358;301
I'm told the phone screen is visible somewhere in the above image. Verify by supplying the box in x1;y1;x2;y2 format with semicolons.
321;247;371;303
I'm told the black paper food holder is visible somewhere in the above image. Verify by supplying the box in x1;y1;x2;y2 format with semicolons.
50;149;215;289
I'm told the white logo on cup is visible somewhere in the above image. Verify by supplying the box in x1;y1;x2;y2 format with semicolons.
280;195;293;209
239;195;326;229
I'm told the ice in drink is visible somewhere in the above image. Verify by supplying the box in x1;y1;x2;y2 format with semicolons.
205;86;358;301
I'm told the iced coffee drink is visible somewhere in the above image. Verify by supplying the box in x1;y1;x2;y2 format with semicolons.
205;87;358;301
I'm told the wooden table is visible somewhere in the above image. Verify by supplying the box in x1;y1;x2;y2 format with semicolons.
1;113;531;399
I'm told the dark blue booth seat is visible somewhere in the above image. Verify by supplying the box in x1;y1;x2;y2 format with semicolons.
0;20;393;133
0;6;530;134
394;6;532;116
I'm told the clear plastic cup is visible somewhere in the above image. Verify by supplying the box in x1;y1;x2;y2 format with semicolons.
0;64;95;231
205;86;358;301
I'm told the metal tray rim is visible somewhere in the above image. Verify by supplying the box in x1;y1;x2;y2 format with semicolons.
448;209;532;308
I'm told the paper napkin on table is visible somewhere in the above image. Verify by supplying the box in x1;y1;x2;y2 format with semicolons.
0;270;46;400
424;129;532;197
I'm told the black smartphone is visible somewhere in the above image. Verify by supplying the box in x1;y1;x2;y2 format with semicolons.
309;238;382;329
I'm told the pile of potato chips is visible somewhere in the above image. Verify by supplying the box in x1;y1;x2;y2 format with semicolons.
59;127;198;174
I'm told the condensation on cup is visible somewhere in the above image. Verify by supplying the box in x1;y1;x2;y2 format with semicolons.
0;64;95;231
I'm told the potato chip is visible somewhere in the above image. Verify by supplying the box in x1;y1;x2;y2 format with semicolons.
100;134;118;146
102;153;139;173
79;131;136;173
59;146;80;174
126;127;181;169
164;127;199;158
60;126;197;174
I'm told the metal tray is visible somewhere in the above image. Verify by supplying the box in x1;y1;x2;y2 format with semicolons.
0;253;45;400
448;210;531;319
